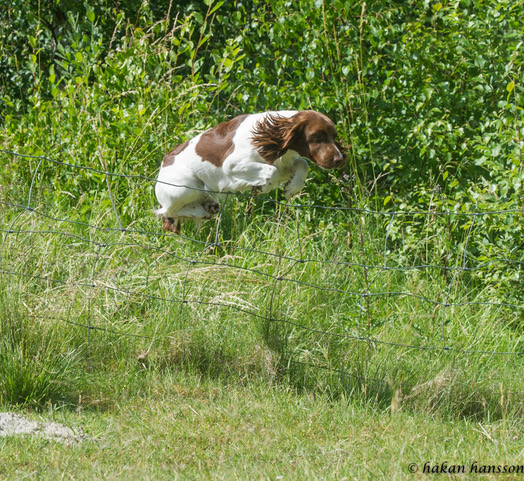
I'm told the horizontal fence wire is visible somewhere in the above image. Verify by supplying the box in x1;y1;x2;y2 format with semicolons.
1;148;524;367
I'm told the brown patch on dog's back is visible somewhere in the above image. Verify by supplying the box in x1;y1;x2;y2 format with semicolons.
195;114;248;166
162;139;190;167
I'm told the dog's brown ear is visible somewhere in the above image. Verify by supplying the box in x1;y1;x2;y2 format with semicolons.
282;119;310;158
251;114;296;163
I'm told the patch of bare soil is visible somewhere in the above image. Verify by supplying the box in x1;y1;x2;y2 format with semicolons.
0;412;86;444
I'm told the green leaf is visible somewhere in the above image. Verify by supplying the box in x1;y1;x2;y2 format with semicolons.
491;144;501;157
210;1;224;14
193;12;203;24
506;81;514;93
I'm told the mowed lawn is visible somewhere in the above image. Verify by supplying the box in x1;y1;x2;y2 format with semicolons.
1;369;522;480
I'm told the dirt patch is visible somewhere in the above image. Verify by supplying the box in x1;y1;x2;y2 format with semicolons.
0;412;86;444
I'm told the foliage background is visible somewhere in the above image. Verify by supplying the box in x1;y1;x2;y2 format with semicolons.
2;0;522;301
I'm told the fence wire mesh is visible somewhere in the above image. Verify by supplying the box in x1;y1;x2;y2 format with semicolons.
1;149;523;382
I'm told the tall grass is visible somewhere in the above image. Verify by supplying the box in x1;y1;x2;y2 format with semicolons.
1;182;523;420
0;281;82;407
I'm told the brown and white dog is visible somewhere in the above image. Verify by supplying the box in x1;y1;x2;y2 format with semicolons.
155;110;344;233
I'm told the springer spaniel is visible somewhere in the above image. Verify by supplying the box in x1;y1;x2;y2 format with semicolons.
155;110;344;233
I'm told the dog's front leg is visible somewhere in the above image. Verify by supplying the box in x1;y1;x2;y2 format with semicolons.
251;164;281;196
224;160;280;194
284;158;309;199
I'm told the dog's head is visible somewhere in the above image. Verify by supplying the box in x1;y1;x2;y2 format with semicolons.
252;110;344;169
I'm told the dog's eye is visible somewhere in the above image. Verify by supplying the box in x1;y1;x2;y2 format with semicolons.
312;132;327;143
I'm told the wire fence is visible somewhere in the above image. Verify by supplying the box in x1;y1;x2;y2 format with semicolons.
1;149;524;373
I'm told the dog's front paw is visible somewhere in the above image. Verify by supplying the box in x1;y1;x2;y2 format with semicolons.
203;200;220;215
284;181;302;199
254;169;279;195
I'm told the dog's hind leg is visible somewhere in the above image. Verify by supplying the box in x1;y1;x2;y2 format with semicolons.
176;201;215;219
161;215;180;234
155;168;206;233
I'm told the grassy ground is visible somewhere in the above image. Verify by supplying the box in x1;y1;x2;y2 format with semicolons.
1;371;523;481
